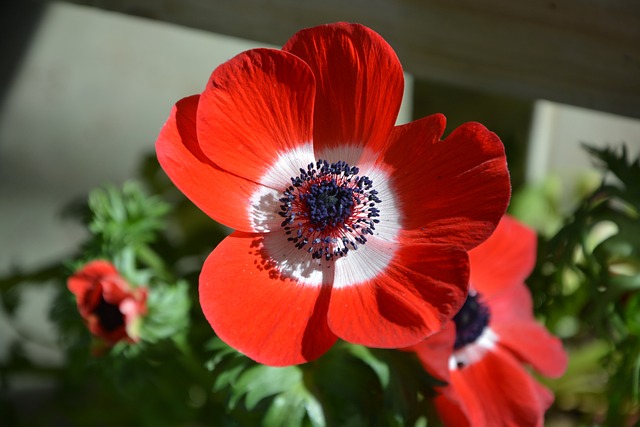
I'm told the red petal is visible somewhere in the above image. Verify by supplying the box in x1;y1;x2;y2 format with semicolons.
409;321;456;382
68;260;119;315
388;118;510;250
489;277;535;323
495;320;568;378
100;277;131;304
532;380;555;412
327;241;468;348
488;282;568;378
434;391;472;427
120;290;147;321
437;347;551;427
469;215;537;298
67;260;117;297
197;49;316;187
199;231;337;366
156;95;279;232
283;23;404;154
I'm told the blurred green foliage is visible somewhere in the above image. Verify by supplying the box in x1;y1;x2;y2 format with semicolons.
514;145;640;426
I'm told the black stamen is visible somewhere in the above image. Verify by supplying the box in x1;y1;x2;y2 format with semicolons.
278;159;381;261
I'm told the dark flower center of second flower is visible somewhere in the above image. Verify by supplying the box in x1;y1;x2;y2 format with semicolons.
279;160;381;261
453;292;491;349
95;296;125;332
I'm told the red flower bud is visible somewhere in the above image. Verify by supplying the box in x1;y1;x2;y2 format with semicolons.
68;260;147;345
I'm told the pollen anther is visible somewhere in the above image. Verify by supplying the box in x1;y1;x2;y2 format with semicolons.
279;159;381;260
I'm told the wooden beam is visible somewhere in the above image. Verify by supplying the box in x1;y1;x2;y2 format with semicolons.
56;0;640;118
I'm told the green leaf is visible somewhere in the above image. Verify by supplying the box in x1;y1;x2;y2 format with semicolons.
213;357;251;394
347;345;390;388
263;383;325;427
342;343;442;425
583;144;640;194
205;338;242;370
87;181;170;253
508;174;564;237
229;365;301;410
309;344;383;426
138;281;190;343
205;338;326;427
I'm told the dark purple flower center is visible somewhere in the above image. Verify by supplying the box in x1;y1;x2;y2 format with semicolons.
279;160;381;261
453;292;491;349
304;179;355;227
95;296;125;332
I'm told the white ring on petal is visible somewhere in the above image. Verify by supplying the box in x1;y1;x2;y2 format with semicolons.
358;161;403;243
449;327;499;370
315;144;364;167
248;186;283;232
332;235;397;288
261;230;325;287
259;142;316;189
249;142;315;232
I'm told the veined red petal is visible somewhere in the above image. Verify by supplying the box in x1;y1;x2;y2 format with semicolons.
327;242;468;348
199;231;337;366
156;95;280;232
67;260;117;299
283;23;404;155
488;280;568;378
197;49;316;188
388;118;510;250
489;280;538;324
437;347;551;427
68;260;119;317
380;113;447;162
494;320;568;378
408;321;456;382
469;215;537;298
434;391;472;427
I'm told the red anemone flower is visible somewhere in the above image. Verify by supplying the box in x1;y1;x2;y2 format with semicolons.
68;260;147;345
156;23;511;366
409;216;568;427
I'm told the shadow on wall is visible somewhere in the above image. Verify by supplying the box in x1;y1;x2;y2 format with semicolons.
0;1;46;114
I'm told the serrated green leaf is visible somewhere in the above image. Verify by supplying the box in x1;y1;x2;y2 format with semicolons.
87;181;170;253
347;344;390;388
263;390;307;427
262;381;326;427
139;281;190;342
205;341;242;370
230;365;302;410
583;143;640;197
213;357;252;395
302;388;326;427
363;348;442;426
310;344;383;426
